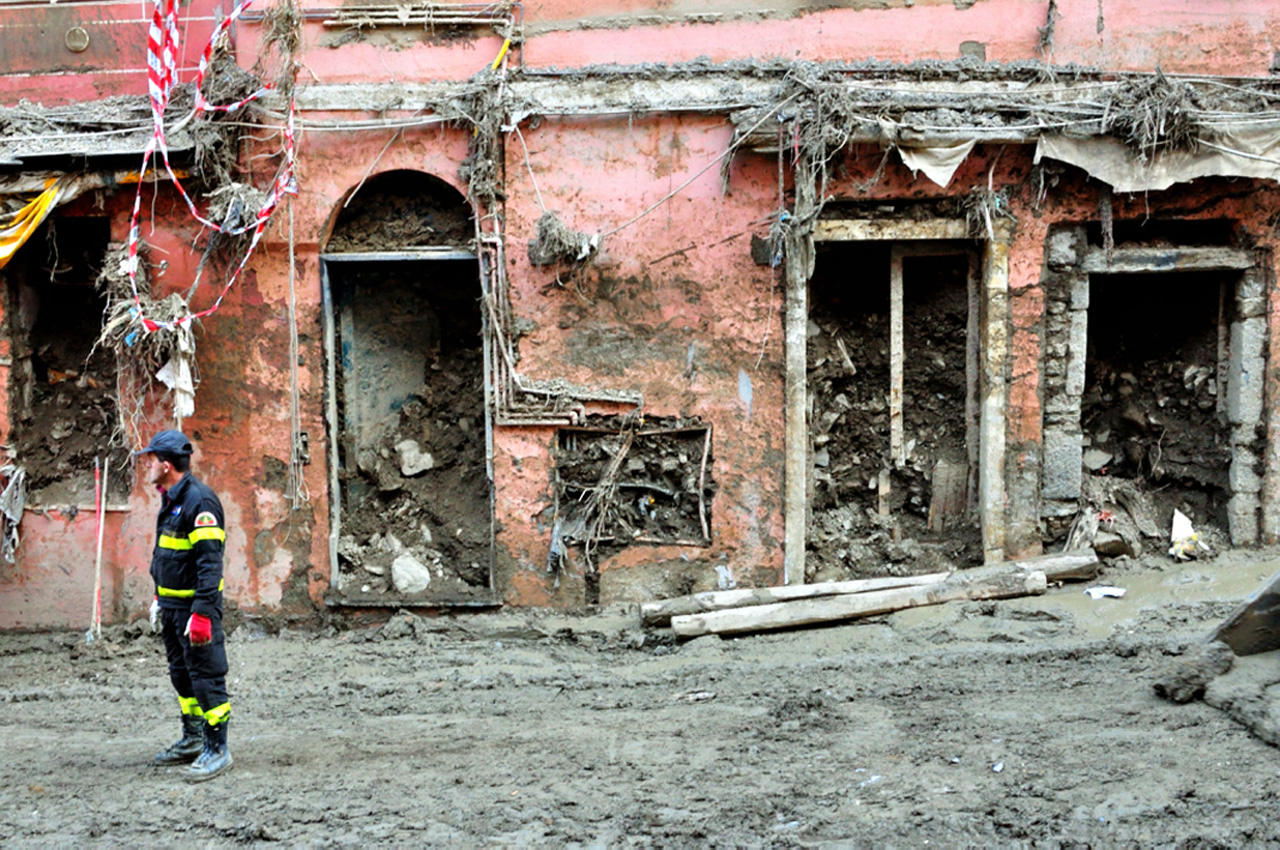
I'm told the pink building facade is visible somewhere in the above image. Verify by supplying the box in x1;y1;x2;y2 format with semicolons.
2;0;1279;628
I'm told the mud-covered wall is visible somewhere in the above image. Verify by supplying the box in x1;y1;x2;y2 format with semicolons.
519;0;1280;75
0;0;222;104
0;190;220;629
228;0;1280;84
497;112;787;602
6;0;1280;626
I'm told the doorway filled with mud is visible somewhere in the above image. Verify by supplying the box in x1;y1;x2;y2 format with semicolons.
1075;270;1232;551
3;215;132;506
807;240;981;581
324;171;492;605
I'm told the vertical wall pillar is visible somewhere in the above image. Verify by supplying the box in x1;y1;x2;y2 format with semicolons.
783;158;817;586
1262;249;1280;543
979;235;1011;563
1229;262;1267;545
1040;227;1087;528
783;247;808;585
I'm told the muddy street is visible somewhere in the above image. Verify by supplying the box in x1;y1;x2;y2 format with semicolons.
3;553;1280;847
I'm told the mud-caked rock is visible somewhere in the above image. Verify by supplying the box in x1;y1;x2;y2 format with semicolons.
391;553;432;593
1154;640;1234;703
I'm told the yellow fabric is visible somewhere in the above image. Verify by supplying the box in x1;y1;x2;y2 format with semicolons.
159;534;193;551
179;696;204;717
0;177;72;270
157;578;225;598
188;527;226;543
204;702;231;726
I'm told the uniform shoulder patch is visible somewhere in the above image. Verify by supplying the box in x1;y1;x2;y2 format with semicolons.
194;511;219;527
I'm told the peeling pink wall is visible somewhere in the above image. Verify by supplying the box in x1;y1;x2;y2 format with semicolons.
5;0;1280;626
495;112;787;601
0;0;221;104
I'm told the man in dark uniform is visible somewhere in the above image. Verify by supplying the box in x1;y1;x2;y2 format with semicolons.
138;429;233;782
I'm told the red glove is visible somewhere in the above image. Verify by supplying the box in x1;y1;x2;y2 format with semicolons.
185;613;213;645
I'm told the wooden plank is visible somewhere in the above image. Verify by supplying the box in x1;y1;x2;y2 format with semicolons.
965;251;981;516
1217;278;1229;418
927;459;966;532
642;552;1094;628
1081;246;1255;274
1009;550;1099;582
640;573;950;627
671;567;1047;638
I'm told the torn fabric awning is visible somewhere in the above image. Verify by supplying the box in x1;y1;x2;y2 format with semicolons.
1035;122;1280;192
897;139;978;188
0;176;79;270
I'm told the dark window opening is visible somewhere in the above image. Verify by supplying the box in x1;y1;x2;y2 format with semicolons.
5;216;131;505
1082;271;1231;529
554;418;714;548
1085;218;1235;248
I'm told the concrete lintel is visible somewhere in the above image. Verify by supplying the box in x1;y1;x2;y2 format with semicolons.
1082;247;1256;274
320;249;477;262
290;75;1095;117
815;219;971;242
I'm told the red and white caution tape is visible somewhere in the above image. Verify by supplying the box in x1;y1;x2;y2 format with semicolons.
126;0;295;333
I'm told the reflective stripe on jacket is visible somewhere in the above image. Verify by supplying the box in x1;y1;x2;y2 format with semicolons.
150;473;226;618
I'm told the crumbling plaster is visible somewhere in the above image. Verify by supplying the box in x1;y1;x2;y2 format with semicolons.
516;0;1280;75
4;0;1280;626
499;113;787;603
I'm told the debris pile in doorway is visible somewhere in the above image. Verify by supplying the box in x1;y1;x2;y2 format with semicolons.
1062;269;1232;555
3;220;132;507
326;179;474;251
336;347;491;600
806;243;981;582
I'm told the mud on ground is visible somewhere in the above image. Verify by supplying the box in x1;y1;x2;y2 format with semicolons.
4;550;1280;845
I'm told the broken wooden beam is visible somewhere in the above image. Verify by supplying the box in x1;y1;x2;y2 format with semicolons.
642;550;1095;629
670;565;1047;638
640;573;949;628
1010;550;1099;582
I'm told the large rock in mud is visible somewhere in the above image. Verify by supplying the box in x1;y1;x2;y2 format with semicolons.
391;553;432;593
396;439;435;476
1153;640;1234;703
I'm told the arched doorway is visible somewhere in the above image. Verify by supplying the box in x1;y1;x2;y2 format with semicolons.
320;170;494;605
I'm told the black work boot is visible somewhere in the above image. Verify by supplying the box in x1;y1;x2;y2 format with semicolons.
153;714;204;766
185;720;232;782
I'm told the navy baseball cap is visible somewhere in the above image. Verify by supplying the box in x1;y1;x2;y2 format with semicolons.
135;429;193;457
